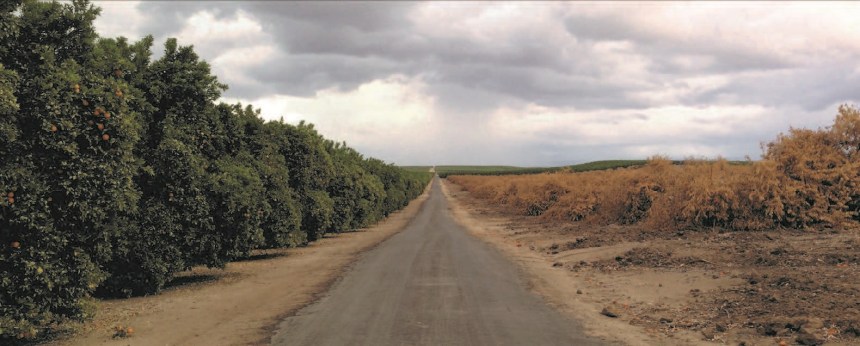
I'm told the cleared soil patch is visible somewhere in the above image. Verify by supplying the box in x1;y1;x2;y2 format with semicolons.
443;179;860;346
43;187;430;346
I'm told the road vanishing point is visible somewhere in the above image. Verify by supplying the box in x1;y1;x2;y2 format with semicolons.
271;177;603;346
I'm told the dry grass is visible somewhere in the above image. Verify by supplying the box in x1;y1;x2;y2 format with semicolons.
449;106;860;231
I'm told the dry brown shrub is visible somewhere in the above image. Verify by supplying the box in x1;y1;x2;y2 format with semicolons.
541;190;598;222
619;157;678;228
832;105;860;221
449;106;860;231
680;159;739;227
730;161;786;230
764;108;860;226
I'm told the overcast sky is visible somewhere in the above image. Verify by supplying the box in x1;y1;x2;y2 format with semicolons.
93;1;860;166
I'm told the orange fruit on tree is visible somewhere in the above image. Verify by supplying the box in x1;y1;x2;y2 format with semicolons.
7;191;13;198
50;124;58;133
114;69;123;77
10;241;20;249
115;89;123;97
102;134;110;141
7;197;14;204
73;84;80;93
104;112;111;120
97;123;104;131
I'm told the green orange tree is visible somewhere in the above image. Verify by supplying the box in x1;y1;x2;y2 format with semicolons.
326;142;386;231
282;122;335;241
97;37;226;296
0;0;140;336
0;1;431;341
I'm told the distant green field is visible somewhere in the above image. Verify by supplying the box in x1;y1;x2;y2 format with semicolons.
399;166;434;172
568;160;647;172
410;159;750;178
432;166;554;178
434;160;648;177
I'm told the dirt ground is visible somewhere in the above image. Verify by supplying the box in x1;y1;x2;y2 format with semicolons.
442;179;860;346
43;186;430;346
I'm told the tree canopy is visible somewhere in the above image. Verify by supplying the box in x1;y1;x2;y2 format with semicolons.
0;1;431;341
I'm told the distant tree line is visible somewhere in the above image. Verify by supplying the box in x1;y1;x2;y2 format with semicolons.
0;0;431;340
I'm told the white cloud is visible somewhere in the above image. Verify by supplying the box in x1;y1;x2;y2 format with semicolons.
92;0;146;40
174;10;264;47
164;9;280;99
573;1;860;63
223;75;440;164
629;75;731;105
90;1;860;165
211;44;278;89
488;103;771;151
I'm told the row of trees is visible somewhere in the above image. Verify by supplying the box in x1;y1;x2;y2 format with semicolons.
0;0;432;341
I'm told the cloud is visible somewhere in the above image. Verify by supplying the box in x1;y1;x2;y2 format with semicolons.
690;62;860;112
92;1;860;166
222;75;442;164
134;1;232;39
92;0;147;40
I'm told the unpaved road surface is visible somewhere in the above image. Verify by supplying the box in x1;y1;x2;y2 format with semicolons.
272;178;602;346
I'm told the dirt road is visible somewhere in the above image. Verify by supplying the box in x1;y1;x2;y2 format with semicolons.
271;178;602;346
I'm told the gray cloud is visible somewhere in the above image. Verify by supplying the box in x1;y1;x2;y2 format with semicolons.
132;2;652;110
136;2;225;39
243;53;405;98
687;62;860;112
434;63;650;110
248;2;413;33
124;1;860;112
94;2;860;165
564;13;794;75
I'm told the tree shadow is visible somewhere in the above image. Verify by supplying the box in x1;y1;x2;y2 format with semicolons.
162;274;220;290
233;251;288;262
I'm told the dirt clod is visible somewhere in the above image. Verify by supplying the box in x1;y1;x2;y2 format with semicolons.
601;306;620;318
795;333;824;346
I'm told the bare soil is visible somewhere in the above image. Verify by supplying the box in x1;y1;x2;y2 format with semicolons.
43;187;430;346
442;179;860;346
